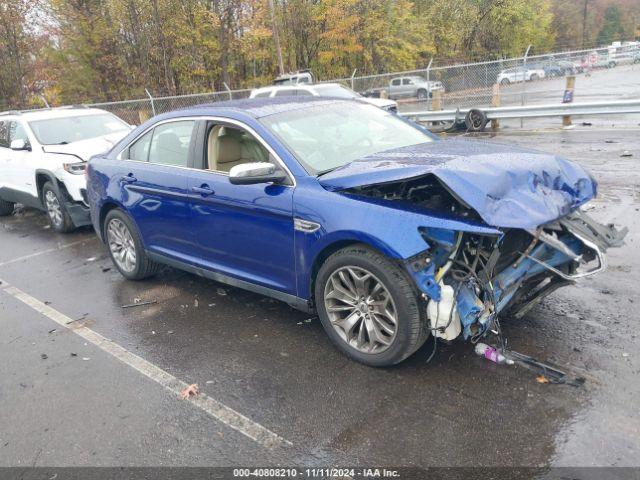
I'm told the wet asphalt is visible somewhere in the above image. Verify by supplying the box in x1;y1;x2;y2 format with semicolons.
0;126;638;471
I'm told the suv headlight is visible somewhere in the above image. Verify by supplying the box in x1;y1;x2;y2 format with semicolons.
63;162;87;175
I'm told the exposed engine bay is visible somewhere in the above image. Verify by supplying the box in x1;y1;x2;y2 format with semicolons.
418;209;627;342
344;175;482;222
345;176;628;343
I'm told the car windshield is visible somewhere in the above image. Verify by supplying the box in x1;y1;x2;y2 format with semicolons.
313;85;359;99
261;102;433;175
28;113;129;145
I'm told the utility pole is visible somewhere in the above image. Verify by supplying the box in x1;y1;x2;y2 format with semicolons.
268;0;285;76
581;0;589;49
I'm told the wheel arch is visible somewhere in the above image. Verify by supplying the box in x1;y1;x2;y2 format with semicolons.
98;201;124;242
35;169;65;207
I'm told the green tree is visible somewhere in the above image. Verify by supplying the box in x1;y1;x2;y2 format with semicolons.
596;5;625;45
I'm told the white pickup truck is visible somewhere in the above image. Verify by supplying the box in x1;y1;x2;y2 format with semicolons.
0;107;131;232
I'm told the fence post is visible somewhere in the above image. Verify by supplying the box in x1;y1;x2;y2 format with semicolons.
491;83;501;130
350;69;357;90
223;82;232;100
562;75;576;128
145;88;156;116
521;44;532;128
426;58;433;111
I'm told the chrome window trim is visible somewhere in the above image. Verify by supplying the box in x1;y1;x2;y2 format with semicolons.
116;116;296;187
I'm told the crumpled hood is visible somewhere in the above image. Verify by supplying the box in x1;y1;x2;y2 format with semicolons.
318;138;597;229
42;131;129;161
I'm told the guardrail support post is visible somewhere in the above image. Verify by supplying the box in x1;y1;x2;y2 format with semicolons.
491;84;501;130
562;75;576;128
431;89;442;111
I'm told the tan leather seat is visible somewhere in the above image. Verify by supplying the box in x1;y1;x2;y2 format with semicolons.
208;127;269;173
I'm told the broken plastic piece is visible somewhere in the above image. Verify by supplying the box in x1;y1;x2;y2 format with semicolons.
474;343;513;365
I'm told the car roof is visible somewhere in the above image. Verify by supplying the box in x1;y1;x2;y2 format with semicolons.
1;107;112;122
169;97;357;120
252;83;344;93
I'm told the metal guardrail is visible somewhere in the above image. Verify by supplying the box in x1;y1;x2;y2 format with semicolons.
401;99;640;123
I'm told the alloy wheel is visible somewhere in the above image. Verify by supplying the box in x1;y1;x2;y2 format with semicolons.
45;190;63;227
107;218;137;273
324;266;398;354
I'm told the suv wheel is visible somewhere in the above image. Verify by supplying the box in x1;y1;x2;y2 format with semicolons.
315;244;428;367
416;89;428;100
42;182;74;233
104;209;161;280
500;78;510;85
529;73;539;81
0;198;15;216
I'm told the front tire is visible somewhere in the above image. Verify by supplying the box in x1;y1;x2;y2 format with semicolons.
500;78;510;85
104;209;161;280
416;89;428;100
42;182;74;233
315;245;428;367
0;198;15;216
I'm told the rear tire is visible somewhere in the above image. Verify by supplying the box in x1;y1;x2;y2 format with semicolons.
530;73;539;81
315;244;428;367
42;182;74;233
104;209;162;280
0;198;15;216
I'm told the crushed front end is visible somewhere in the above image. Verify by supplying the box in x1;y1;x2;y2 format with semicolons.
408;209;627;342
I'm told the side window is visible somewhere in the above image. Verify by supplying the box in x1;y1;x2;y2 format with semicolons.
391;79;401;86
296;89;313;96
274;89;296;97
253;91;271;98
0;121;9;148
206;125;270;173
9;122;30;146
148;121;195;167
126;129;153;161
402;78;413;85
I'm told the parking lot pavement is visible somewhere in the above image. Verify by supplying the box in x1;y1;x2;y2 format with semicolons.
1;128;639;469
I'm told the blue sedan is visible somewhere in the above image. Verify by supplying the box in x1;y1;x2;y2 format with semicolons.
87;97;626;366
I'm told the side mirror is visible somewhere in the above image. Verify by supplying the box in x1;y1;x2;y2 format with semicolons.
228;162;287;185
10;139;30;151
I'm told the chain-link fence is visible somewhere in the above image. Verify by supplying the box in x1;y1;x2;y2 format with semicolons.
81;44;639;124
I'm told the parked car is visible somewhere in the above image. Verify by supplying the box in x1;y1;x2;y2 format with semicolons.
0;107;131;231
593;53;635;69
496;66;546;84
250;83;397;112
363;76;444;100
534;60;575;77
87;98;626;367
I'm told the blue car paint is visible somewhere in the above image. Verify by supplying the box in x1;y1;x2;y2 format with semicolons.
87;97;594;311
318;139;597;230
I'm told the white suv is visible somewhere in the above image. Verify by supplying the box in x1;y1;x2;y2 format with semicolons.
0;107;131;232
250;83;398;112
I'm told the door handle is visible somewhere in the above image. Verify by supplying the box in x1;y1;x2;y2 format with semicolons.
191;185;214;196
120;174;137;184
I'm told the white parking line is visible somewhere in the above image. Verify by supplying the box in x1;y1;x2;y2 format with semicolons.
0;281;292;450
0;239;94;268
